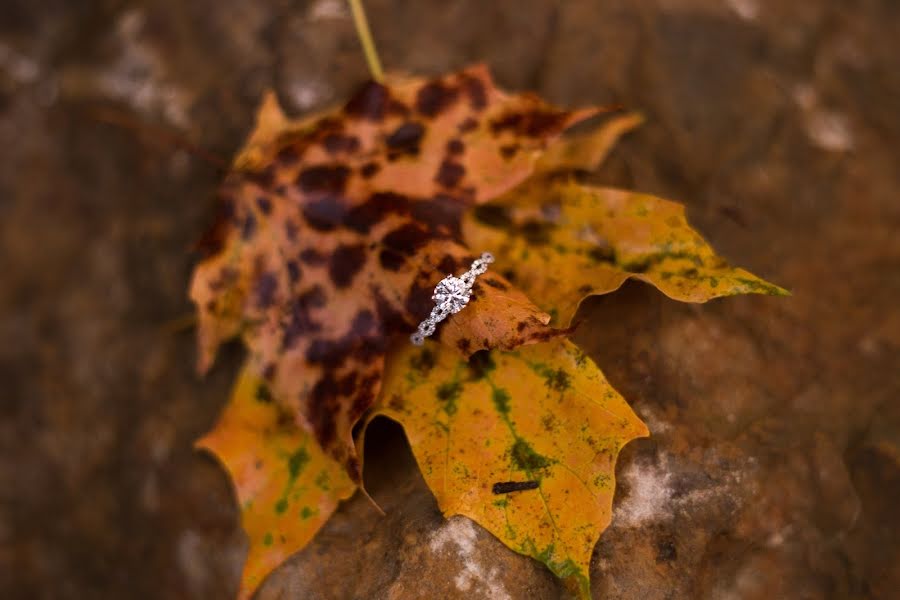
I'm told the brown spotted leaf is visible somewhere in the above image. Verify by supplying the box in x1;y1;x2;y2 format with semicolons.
463;180;788;326
374;337;648;598
190;65;598;478
197;363;355;600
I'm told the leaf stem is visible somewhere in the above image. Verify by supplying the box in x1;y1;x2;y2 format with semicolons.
347;0;384;83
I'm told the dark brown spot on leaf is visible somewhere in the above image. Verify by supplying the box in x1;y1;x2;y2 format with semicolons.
302;196;347;231
344;192;411;234
274;405;295;429
411;196;464;236
243;166;276;188
461;75;487;110
386;121;425;155
416;81;459;117
308;376;339;446
490;108;569;137
484;278;508;291
467;350;495;379
520;219;553;245
337;372;358;396
351;387;376;419
297;165;350;195
410;348;436;376
499;144;519;159
446;139;464;155
458;117;478;133
344;81;389;120
286;261;301;283
360;161;380;178
405;280;435;319
306;338;349;369
371;286;408;330
256;196;272;214
378;249;406;271
323;134;360;154
276;145;301;165
255;383;273;403
300;247;327;265
282;286;326;350
254;272;279;309
435;159;465;188
263;363;277;380
588;246;616;263
350;309;376;338
472;204;512;229
382;223;432;255
329;243;367;288
436;380;462;403
388;393;405;411
436;255;458;275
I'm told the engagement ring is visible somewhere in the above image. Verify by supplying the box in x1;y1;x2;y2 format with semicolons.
410;252;494;345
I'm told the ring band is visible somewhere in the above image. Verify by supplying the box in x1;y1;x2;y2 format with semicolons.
410;252;494;345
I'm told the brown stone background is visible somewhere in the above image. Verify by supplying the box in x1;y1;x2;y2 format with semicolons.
2;0;898;598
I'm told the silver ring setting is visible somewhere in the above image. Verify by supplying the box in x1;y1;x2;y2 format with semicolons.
410;252;495;345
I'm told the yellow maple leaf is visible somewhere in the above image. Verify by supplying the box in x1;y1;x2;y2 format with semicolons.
375;337;648;598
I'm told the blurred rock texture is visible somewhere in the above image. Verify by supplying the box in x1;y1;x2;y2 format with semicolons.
1;0;898;598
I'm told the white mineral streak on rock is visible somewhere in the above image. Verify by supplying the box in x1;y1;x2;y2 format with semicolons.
638;406;673;434
725;0;759;21
97;9;191;127
287;80;332;110
617;453;755;527
616;457;674;527
429;517;512;600
308;0;348;21
793;84;854;152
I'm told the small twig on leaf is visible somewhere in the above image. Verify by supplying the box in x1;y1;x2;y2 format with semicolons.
492;481;540;494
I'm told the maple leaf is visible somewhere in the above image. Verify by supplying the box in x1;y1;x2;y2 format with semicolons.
463;178;788;326
190;65;598;481
375;337;648;598
192;65;786;600
197;363;355;599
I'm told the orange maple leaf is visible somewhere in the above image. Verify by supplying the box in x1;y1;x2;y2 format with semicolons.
190;66;598;480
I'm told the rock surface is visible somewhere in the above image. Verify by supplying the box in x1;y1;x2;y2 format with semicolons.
1;0;898;599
